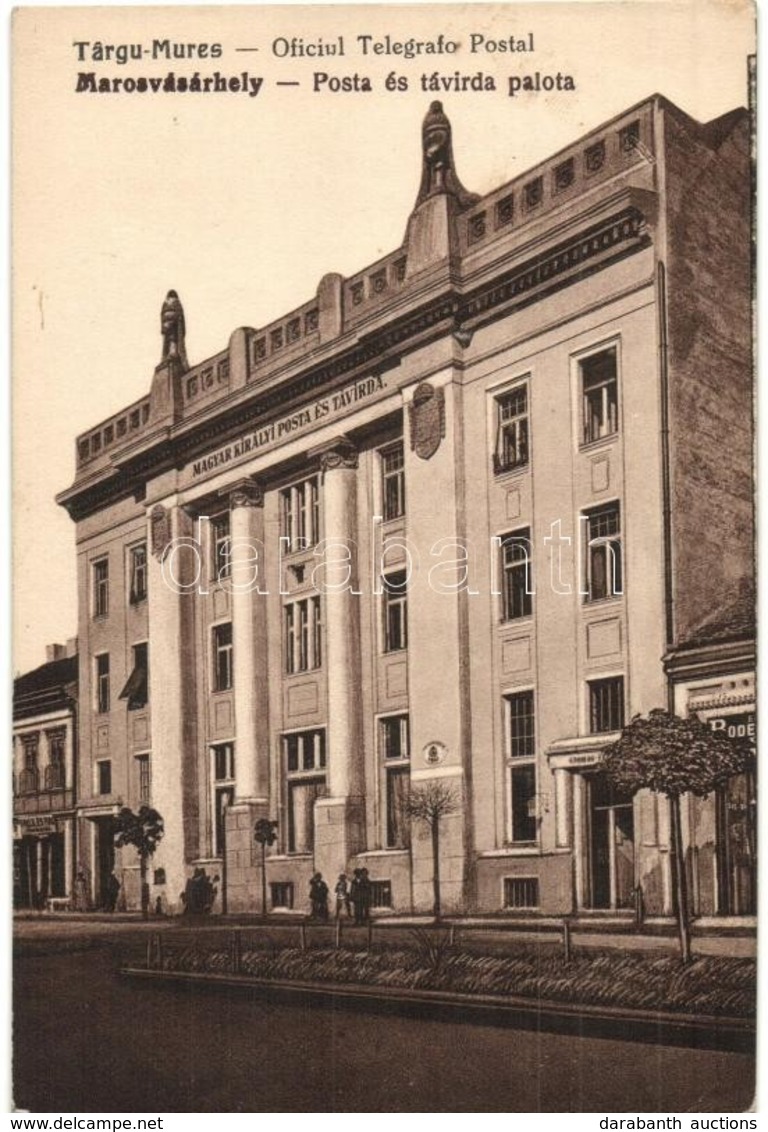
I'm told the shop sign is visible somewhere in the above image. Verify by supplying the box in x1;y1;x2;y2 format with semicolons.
708;711;756;748
18;816;57;835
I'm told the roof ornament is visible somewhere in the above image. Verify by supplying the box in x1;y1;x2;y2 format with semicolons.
160;289;189;371
414;101;479;211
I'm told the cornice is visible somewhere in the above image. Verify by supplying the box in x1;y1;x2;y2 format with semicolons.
58;202;651;522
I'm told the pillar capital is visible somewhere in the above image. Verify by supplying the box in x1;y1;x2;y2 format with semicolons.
222;477;264;509
312;436;358;472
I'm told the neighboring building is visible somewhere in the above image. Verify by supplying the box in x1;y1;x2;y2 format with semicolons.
56;97;754;917
13;642;78;909
665;584;756;918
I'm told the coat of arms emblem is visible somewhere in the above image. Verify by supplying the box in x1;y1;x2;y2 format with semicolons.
409;382;445;460
150;504;171;559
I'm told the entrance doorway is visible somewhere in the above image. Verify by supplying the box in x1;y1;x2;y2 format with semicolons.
588;774;635;909
94;817;116;909
715;769;757;915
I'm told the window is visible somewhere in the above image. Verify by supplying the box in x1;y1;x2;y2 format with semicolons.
382;570;408;652
119;642;149;710
45;730;65;790
136;754;151;804
505;692;537;843
97;759;112;796
284;730;326;854
92;559;109;618
589;677;625;734
271;882;295;910
284;595;322;674
95;654;110;714
584;502;622;601
211;743;235;857
212;623;233;691
504;876;539;909
580;347;618;444
210;514;231;582
370;880;393;908
381;715;410;849
380;443;405;521
19;735;39;794
129;544;147;604
494;386;529;474
281;477;321;552
500;529;533;620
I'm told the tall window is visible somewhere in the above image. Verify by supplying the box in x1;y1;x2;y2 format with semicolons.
281;477;320;552
210;514;231;583
95;654;110;714
19;735;39;794
129;543;147;604
284;730;326;854
92;558;109;619
381;715;410;849
135;754;151;805
500;528;533;620
589;677;625;734
382;570;408;652
505;691;537;843
584;503;622;601
581;347;618;444
494;385;529;474
380;443;405;521
284;596;322;674
120;642;149;710
212;623;233;691
211;743;235;857
96;759;112;796
45;730;65;790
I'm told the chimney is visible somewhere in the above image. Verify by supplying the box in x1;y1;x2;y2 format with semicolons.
46;643;66;663
66;637;78;658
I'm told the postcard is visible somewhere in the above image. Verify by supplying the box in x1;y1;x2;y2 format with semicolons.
12;1;757;1116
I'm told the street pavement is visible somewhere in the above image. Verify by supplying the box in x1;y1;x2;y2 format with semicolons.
13;931;756;1113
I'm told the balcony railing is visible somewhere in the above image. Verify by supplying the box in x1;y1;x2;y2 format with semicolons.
18;768;39;795
45;763;66;790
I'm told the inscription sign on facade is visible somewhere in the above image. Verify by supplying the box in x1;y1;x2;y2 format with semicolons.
708;712;756;746
189;374;388;480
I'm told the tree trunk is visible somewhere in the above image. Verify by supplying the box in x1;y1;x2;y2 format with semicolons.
431;820;441;919
669;793;692;964
261;842;268;919
140;853;149;920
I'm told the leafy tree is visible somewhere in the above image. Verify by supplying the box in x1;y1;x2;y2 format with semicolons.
113;806;165;920
603;709;752;963
254;818;279;918
404;781;460;919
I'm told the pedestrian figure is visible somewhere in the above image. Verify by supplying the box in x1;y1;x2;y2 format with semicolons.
105;871;121;913
73;868;89;913
309;872;329;920
334;873;352;919
350;868;363;925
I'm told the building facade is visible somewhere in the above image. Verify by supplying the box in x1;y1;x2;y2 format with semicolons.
13;642;78;909
57;97;754;917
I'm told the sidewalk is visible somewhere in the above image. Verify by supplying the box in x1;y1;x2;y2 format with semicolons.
13;908;757;958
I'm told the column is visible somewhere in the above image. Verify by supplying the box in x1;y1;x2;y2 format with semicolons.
64;819;73;899
554;769;571;848
223;478;271;914
314;439;365;880
226;478;269;804
146;500;195;913
573;775;587;909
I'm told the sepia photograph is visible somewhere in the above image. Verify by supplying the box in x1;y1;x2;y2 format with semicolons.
11;1;757;1115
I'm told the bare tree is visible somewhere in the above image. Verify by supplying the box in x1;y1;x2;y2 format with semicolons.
404;781;460;919
603;709;752;963
254;818;278;918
